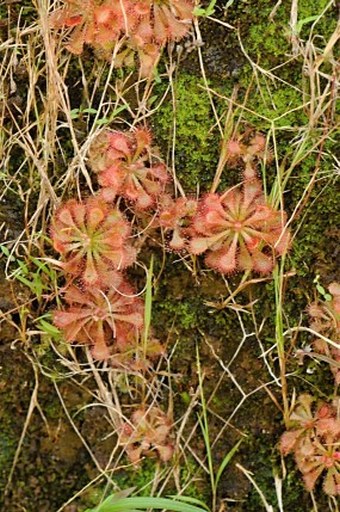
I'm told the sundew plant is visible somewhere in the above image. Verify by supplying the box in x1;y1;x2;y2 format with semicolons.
0;0;339;511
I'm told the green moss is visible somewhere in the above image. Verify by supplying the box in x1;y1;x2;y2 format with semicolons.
288;156;339;279
220;0;337;136
246;11;290;60
240;81;308;128
240;0;336;64
297;0;337;39
0;434;16;482
153;272;239;338
113;459;155;496
154;297;199;330
244;432;311;512
153;74;219;191
244;430;329;511
130;460;203;499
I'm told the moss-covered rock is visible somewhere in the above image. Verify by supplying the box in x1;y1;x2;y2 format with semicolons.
153;74;220;191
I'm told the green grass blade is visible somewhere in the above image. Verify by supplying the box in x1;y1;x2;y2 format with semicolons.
193;0;216;16
143;255;154;342
215;439;243;488
168;496;210;511
37;318;61;337
82;107;98;114
196;346;215;495
14;274;35;292
0;245;10;257
95;117;110;126
16;259;29;274
296;15;319;33
86;495;209;512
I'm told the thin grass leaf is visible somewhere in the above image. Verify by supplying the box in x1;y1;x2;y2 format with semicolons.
86;495;210;512
33;272;43;300
196;346;215;498
14;274;35;292
296;15;319;33
95;117;110;126
316;284;326;295
30;257;53;275
37;318;61;337
168;496;210;511
82;107;98;114
0;245;10;257
215;439;243;488
148;95;159;106
16;259;29;274
144;255;154;342
109;105;128;119
193;0;217;17
70;108;80;119
0;244;16;263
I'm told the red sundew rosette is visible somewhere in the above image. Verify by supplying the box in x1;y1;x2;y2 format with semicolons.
51;196;136;287
189;180;290;274
152;0;194;44
119;406;174;463
50;0;195;76
110;336;164;371
50;0;126;54
53;275;144;360
308;281;340;385
157;194;198;251
89;128;170;209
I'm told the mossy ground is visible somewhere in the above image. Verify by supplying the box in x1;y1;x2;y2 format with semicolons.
0;0;339;510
